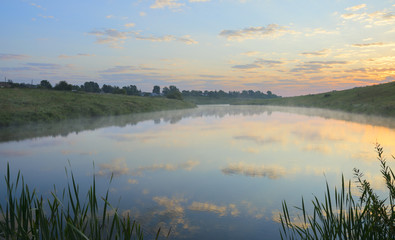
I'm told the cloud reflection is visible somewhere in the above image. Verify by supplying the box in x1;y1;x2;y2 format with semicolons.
132;160;199;176
97;158;199;177
222;162;286;179
233;135;280;145
0;150;31;157
97;158;129;176
188;202;228;216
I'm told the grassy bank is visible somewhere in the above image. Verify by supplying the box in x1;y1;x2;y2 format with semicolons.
236;81;395;117
0;88;196;126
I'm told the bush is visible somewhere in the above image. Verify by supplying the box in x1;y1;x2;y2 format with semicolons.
280;143;395;239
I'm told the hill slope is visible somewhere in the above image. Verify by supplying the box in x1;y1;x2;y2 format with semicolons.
236;81;395;117
0;88;196;126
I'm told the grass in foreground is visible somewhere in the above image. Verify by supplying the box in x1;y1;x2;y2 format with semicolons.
280;143;395;239
0;88;196;126
0;164;167;240
237;81;395;117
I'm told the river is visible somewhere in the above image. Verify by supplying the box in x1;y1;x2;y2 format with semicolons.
1;105;394;239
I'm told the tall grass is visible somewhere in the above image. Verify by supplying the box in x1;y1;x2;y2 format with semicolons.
0;164;165;239
280;143;395;239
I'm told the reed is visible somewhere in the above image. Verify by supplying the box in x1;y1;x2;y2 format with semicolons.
279;143;395;239
0;164;163;240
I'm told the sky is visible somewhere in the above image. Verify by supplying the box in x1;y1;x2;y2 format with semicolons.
1;0;395;96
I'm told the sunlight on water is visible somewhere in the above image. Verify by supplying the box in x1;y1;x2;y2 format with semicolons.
1;105;394;239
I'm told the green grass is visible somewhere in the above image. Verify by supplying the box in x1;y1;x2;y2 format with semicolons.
0;163;168;239
0;88;196;126
280;143;395;239
236;81;395;117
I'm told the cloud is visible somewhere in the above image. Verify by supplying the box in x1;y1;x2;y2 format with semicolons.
290;61;348;73
346;4;367;12
124;22;135;28
0;67;34;72
199;74;225;78
58;53;95;58
232;63;261;70
189;0;210;2
304;28;339;37
26;62;62;70
88;28;132;48
150;0;185;9
300;49;330;57
352;42;386;47
100;66;138;73
136;34;197;44
30;3;45;10
99;65;158;74
242;51;260;56
341;8;395;26
106;15;113;19
0;53;29;60
221;162;286;179
232;58;283;70
38;14;54;19
140;12;146;16
219;24;294;41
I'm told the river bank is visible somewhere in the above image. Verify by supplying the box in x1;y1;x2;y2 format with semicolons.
0;88;196;126
234;81;395;117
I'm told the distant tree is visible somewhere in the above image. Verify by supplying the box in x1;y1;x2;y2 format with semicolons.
72;85;81;91
102;84;114;93
39;80;52;89
123;85;140;96
267;90;272;96
152;85;160;95
165;85;183;100
162;87;169;96
83;81;101;93
54;81;72;91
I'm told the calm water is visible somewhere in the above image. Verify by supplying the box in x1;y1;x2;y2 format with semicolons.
1;105;395;239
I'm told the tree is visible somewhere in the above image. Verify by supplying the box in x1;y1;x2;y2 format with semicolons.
165;85;183;100
83;81;100;93
152;85;160;95
39;80;52;89
123;85;140;96
162;87;169;95
102;84;114;93
54;81;72;91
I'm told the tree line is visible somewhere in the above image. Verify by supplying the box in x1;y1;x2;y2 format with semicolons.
3;79;280;100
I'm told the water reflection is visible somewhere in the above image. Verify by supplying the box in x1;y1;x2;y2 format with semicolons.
1;105;394;239
1;105;395;142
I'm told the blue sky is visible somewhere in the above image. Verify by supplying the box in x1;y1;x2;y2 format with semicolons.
1;0;395;96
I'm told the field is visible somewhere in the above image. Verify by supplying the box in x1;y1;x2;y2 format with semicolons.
236;81;395;117
0;88;196;126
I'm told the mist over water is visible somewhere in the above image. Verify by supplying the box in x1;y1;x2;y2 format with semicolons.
1;105;394;239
